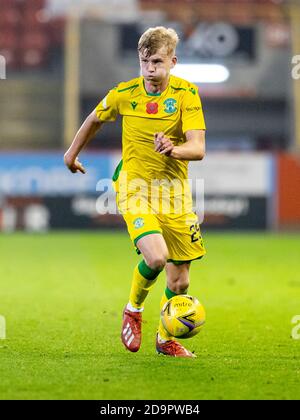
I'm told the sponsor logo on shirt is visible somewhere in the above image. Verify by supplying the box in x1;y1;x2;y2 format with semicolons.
131;101;138;110
185;106;201;112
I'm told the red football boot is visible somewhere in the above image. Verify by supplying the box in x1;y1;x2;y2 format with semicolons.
121;307;142;352
156;334;196;358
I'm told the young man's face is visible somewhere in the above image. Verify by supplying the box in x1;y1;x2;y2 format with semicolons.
139;47;177;84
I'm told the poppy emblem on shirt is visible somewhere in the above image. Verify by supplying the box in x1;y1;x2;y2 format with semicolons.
146;102;158;114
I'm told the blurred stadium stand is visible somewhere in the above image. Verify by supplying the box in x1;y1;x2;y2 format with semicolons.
0;0;294;151
0;0;64;149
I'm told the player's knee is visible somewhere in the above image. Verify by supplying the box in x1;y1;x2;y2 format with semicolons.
146;255;167;271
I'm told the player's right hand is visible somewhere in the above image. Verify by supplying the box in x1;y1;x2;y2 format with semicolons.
154;132;174;156
64;154;86;174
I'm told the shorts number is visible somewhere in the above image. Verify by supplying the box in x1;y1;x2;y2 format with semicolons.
190;223;201;243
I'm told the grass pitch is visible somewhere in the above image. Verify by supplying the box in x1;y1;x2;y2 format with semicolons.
0;231;300;400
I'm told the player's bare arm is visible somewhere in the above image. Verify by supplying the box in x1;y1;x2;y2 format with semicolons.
154;129;205;161
64;110;103;173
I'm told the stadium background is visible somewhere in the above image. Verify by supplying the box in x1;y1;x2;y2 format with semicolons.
0;0;300;401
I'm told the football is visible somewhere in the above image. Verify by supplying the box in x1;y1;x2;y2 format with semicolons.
161;294;206;339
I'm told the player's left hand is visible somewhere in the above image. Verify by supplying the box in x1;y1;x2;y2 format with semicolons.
154;132;174;156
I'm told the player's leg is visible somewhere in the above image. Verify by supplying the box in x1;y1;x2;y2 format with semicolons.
114;175;169;351
121;214;168;352
165;261;190;293
156;212;205;333
156;262;197;358
157;262;191;342
128;233;169;312
155;211;205;357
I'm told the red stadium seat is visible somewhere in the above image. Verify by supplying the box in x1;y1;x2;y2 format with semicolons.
21;30;49;50
0;30;18;49
0;6;20;28
19;29;49;69
0;1;51;70
20;47;47;68
22;10;50;32
0;4;19;69
0;0;18;8
21;0;46;10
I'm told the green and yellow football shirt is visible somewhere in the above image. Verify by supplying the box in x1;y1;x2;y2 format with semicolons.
95;74;206;185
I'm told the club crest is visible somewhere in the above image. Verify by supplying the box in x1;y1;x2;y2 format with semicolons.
164;98;177;114
133;217;145;229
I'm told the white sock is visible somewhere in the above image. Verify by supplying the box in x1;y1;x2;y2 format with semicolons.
126;302;144;313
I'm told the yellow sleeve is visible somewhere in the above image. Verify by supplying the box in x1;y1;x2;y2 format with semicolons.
95;88;118;122
181;86;206;134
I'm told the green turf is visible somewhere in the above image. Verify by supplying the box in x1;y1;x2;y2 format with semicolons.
0;231;300;400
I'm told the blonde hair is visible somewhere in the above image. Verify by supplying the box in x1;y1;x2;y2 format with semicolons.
138;26;179;57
